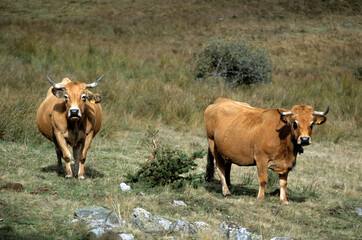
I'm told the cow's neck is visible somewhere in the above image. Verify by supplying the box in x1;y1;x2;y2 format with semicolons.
278;125;299;158
67;117;86;133
292;137;304;155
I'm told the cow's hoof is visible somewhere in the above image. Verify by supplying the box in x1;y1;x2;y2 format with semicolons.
78;175;86;180
65;174;73;179
222;190;231;197
257;196;265;201
281;200;289;205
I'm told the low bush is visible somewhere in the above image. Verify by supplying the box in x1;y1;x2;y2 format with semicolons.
193;39;272;87
125;145;206;188
355;66;362;81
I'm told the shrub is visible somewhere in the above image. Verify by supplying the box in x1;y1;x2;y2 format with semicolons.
266;169;280;191
193;39;272;87
355;66;362;81
125;146;206;188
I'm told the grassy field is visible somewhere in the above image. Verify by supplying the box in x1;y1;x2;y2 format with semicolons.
0;130;361;239
0;0;361;239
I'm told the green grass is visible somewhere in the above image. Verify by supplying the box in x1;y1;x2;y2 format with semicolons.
0;0;361;239
1;130;361;239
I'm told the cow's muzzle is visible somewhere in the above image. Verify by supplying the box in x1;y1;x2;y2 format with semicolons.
68;108;81;120
299;136;311;146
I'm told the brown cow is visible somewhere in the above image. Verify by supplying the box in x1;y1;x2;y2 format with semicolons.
36;75;104;179
204;98;328;204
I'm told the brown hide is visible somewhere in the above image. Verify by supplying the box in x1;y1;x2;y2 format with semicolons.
204;98;327;205
36;77;102;179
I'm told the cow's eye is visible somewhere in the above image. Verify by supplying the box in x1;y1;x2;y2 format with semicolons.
310;121;314;129
293;121;298;129
81;94;86;101
64;94;69;101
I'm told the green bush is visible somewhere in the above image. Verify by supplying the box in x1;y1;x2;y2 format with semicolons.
193;39;272;87
125;147;206;188
266;169;280;191
355;66;362;81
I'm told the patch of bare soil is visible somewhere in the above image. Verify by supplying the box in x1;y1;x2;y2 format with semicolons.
92;194;107;201
1;183;24;192
30;186;57;195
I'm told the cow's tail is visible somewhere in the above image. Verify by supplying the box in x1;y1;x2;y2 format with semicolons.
205;147;215;182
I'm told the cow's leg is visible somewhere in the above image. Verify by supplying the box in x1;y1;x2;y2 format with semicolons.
78;132;94;179
205;139;215;182
54;131;72;178
279;173;289;205
256;161;268;200
73;144;82;179
214;151;231;196
225;162;232;190
54;143;63;174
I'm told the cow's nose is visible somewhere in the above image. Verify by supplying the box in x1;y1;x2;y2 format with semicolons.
69;108;80;117
300;137;310;145
70;109;78;114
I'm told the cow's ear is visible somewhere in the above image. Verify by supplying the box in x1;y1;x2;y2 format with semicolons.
87;93;101;104
281;114;293;124
277;109;293;124
51;88;66;99
314;115;326;125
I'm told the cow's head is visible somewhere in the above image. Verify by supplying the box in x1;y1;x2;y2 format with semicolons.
277;105;328;146
46;75;104;121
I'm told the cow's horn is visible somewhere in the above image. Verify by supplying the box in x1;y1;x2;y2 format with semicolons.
86;74;105;88
314;106;329;116
277;109;292;116
46;75;65;89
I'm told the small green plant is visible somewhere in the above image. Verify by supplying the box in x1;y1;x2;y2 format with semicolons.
266;169;280;191
193;39;272;87
355;66;362;81
125;134;206;188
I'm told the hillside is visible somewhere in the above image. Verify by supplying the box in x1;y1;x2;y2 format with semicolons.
0;1;361;239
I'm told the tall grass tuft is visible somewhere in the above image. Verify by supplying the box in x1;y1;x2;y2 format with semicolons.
0;95;42;143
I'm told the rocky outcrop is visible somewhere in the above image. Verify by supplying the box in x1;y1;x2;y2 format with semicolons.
129;207;201;236
73;206;132;239
220;221;263;240
130;207;173;234
70;205;296;240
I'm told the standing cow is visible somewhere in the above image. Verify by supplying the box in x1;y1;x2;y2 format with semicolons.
37;75;104;179
204;98;328;204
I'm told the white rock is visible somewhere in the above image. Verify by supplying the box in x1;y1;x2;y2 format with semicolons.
71;219;79;224
89;227;105;237
355;207;362;216
119;233;134;240
169;200;187;207
171;219;197;235
220;221;262;240
130;207;173;233
194;221;211;231
120;182;131;191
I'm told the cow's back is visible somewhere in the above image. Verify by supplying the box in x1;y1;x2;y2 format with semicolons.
204;98;268;166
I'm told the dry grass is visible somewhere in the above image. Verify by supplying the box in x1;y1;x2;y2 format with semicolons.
1;129;361;239
0;0;361;239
